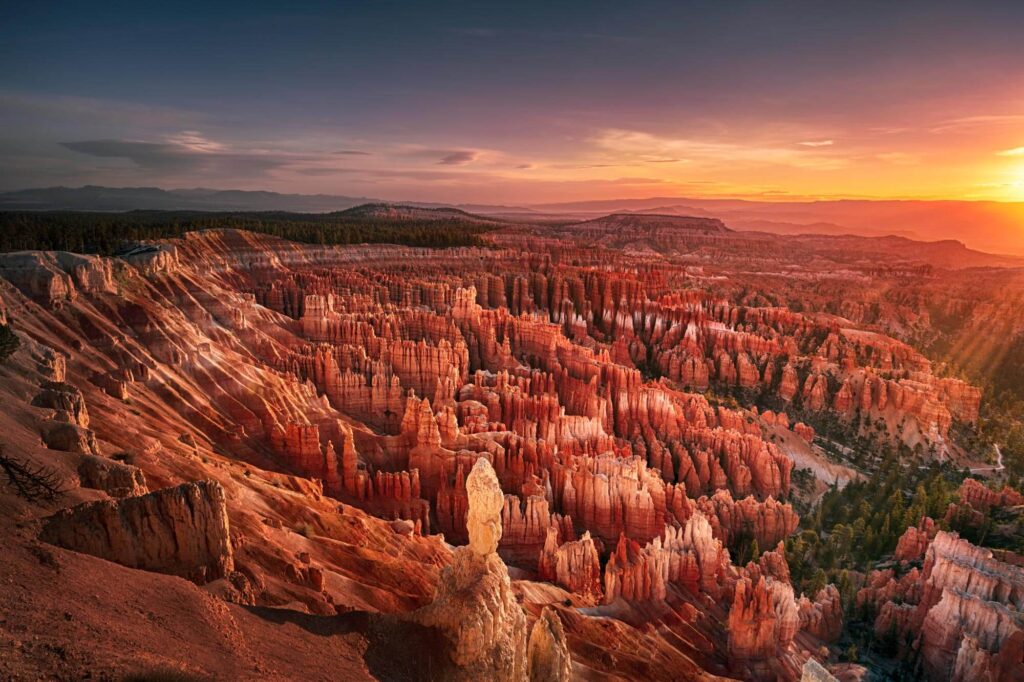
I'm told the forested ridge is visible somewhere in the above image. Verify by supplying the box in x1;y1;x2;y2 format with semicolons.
0;209;497;254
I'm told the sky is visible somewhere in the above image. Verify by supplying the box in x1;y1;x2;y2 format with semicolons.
2;0;1024;204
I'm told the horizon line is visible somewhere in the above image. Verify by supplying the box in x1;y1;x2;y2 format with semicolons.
4;183;1024;207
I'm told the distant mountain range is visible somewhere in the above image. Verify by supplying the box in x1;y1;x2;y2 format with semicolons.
3;185;1024;257
0;185;376;213
0;185;521;216
527;197;1024;257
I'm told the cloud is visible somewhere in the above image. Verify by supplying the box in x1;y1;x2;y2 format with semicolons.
930;114;1024;133
875;152;919;165
60;134;296;176
593;129;848;170
602;177;668;185
798;139;834;147
0;90;202;129
166;130;226;152
398;147;481;165
307;167;494;182
294;166;360;176
437;150;478;165
56;131;508;188
60;139;200;170
997;146;1024;157
550;162;616;170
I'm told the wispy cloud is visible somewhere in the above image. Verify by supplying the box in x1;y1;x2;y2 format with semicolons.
334;149;372;156
798;139;834;147
929;114;1024;133
593;129;848;170
550;162;617;170
997;146;1024;157
61;139;203;170
294;166;358;176
874;151;920;165
0;90;202;129
60;133;299;176
166;130;226;153
398;147;481;165
437;150;478;165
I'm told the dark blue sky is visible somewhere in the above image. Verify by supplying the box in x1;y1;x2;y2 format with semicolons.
2;1;1024;202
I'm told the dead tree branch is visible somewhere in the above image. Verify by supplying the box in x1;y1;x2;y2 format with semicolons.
0;445;68;503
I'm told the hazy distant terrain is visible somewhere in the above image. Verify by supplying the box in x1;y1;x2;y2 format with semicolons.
529;196;1024;257
5;186;1023;256
0;186;372;213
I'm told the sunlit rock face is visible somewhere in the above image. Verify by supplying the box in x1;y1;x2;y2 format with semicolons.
2;223;1012;681
411;458;530;681
527;606;572;682
859;530;1024;681
41;480;234;584
728;574;800;660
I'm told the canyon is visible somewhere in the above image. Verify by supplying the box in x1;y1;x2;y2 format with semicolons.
1;212;1021;681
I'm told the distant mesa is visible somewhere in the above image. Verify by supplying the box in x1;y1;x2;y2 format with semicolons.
571;212;732;235
336;203;502;225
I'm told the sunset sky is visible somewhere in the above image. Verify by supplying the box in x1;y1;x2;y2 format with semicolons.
2;1;1024;204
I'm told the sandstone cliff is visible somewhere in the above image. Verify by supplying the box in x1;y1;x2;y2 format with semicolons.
41;480;233;584
860;530;1023;681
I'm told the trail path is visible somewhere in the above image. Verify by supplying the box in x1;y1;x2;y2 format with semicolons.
970;444;1005;474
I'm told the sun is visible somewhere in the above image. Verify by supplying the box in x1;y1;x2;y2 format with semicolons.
1011;177;1024;200
995;165;1024;200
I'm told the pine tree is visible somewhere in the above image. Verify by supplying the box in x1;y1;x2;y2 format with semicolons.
807;568;827;596
880;514;892;549
748;537;760;564
863;526;876;561
926;475;949;518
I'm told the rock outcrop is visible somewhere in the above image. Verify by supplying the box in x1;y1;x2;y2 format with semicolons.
527;607;572;682
40;419;99;455
604;512;730;603
32;382;90;427
411;458;528;681
41;480;233;584
797;584;843;642
861;530;1023;681
669;488;799;549
964;478;1024;510
728;575;800;662
916;532;1024;681
538;527;602;598
799;659;838;682
76;454;148;498
894;516;937;563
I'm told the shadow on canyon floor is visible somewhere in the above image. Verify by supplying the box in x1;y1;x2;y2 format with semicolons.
243;605;452;681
